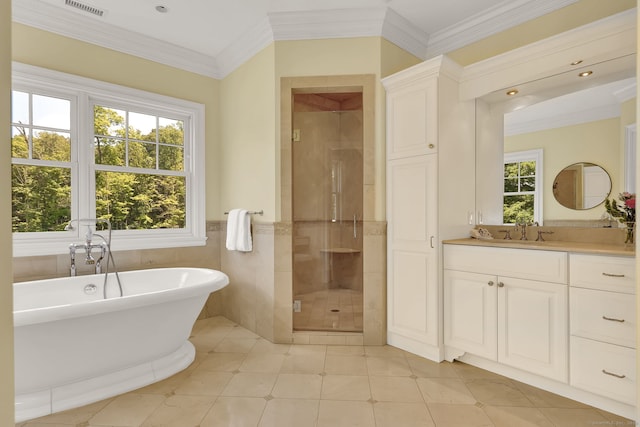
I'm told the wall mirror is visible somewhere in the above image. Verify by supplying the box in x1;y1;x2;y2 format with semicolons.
476;53;636;227
552;162;612;210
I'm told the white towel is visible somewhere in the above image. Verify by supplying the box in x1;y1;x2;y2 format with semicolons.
226;209;253;252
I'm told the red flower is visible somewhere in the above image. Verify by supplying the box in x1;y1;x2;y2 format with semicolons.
626;197;636;210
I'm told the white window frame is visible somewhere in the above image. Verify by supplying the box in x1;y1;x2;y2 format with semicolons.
503;149;543;225
12;63;206;257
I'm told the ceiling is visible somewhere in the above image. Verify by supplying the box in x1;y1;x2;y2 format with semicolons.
13;0;579;78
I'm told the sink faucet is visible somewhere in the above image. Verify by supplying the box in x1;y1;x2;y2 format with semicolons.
516;221;538;241
516;222;528;240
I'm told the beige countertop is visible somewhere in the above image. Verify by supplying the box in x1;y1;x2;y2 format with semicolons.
443;238;635;257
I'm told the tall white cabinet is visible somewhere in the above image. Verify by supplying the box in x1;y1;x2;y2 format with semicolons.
382;56;475;361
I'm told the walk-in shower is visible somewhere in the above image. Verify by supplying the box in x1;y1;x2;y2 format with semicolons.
291;91;364;332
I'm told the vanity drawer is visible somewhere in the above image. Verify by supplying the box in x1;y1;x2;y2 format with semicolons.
444;244;567;284
570;288;636;348
569;254;635;293
570;336;636;405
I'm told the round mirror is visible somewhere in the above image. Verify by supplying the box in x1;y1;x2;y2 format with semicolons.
552;163;611;210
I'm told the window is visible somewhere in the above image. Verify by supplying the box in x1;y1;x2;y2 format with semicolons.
12;63;206;257
503;149;543;225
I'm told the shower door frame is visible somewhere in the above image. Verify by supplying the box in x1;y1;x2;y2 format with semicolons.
277;74;386;345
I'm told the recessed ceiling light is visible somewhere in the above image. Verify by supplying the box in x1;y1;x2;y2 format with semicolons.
570;60;583;66
578;71;593;77
155;5;168;13
506;89;519;96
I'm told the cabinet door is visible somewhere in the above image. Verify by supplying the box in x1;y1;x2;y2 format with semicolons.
498;277;568;381
444;270;497;360
386;78;438;159
387;155;438;351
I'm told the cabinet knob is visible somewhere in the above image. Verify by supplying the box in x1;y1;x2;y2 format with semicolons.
428;143;435;149
497;282;505;288
488;281;494;286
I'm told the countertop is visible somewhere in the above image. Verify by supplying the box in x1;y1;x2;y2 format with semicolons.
443;238;635;257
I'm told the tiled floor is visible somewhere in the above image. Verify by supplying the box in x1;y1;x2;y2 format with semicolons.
17;316;634;427
293;288;363;332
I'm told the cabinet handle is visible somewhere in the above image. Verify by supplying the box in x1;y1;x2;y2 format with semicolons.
602;272;625;278
497;282;505;288
602;369;626;379
428;143;435;149
602;315;625;323
488;281;494;286
430;236;434;248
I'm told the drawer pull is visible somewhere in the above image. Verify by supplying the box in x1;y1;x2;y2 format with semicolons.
602;369;626;379
602;272;625;278
602;315;625;323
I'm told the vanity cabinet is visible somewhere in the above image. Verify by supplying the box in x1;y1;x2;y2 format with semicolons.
569;254;636;406
383;55;475;360
444;244;568;381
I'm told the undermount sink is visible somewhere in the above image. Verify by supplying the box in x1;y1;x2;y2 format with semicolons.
484;238;548;244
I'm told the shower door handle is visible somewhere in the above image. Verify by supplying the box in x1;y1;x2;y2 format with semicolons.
353;213;357;239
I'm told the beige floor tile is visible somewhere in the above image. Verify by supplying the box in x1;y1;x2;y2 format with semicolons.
595;408;636;425
427;402;495;427
417;378;477;404
317;400;376;427
227;326;261;339
221;373;278;398
373;402;435;427
538;407;611;426
407;356;460;378
483;406;555;427
324;354;368;375
133;369;192;395
239;353;286;373
370;376;423;403
213;337;259;353
326;345;365;356
174;371;233;396
465;379;533;407
366;356;412;376
24;398;112;425
258;399;319;427
451;362;510;381
511;380;590;409
272;373;323;399
364;345;407;358
288;344;327;356
321;375;372;401
199;397;266;427
196;352;247;372
140;395;216;427
251;339;291;354
89;393;165;426
280;353;325;374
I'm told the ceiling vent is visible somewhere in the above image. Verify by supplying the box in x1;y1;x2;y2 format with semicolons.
65;0;106;17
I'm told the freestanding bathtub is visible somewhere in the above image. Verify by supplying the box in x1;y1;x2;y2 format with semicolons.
13;267;229;423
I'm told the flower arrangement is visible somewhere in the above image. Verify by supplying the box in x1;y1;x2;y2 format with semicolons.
604;192;636;224
604;192;636;244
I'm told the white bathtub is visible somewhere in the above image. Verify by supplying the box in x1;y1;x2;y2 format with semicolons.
13;267;229;423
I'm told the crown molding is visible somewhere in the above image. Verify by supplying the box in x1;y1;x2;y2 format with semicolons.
614;82;637;103
459;9;637;100
426;0;579;58
505;104;620;136
215;17;275;78
12;0;221;78
381;8;429;60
